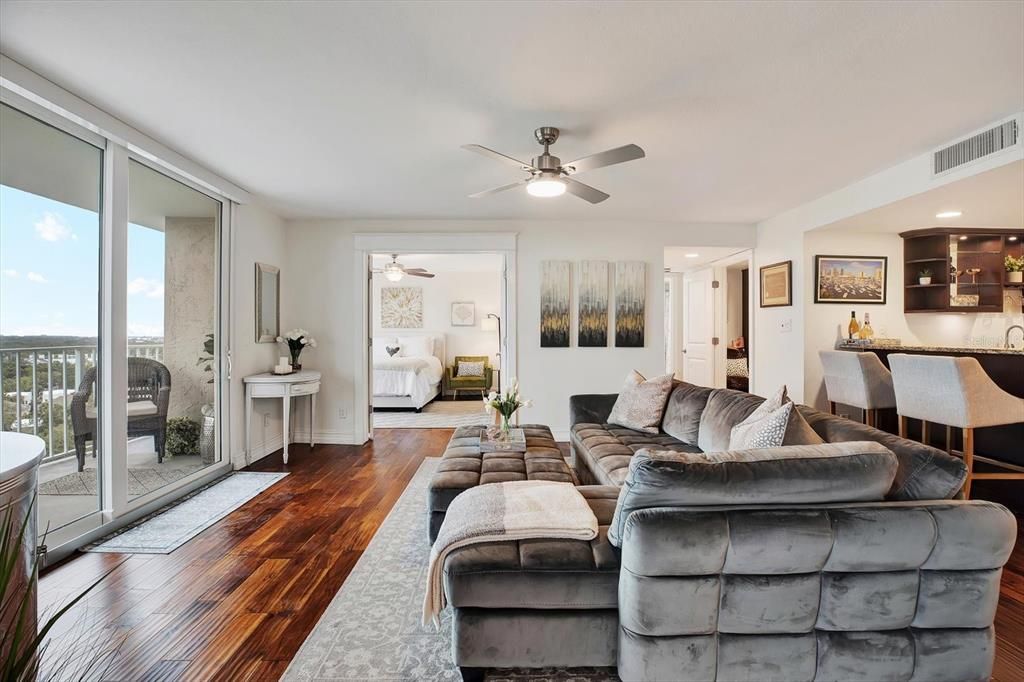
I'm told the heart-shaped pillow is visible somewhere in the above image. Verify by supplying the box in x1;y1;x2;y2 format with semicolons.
386;345;401;357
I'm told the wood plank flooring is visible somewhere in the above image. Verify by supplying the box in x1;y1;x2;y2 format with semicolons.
37;428;1024;681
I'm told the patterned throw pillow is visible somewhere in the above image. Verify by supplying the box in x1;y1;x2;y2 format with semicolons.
726;384;824;448
729;401;793;449
607;370;675;434
457;361;485;377
726;357;749;378
386;345;401;357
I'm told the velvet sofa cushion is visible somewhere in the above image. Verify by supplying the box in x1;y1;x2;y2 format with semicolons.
799;406;967;500
660;382;714;445
571;423;701;486
608;441;898;547
697;389;764;453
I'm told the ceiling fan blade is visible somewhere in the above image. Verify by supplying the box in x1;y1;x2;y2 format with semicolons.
468;178;530;198
462;144;537;172
405;271;435;278
403;267;430;274
562;144;645;175
563;177;610;204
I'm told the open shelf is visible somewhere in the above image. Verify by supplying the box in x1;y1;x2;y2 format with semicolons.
906;257;947;264
905;283;946;288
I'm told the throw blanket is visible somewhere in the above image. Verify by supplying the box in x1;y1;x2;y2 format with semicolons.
422;480;598;626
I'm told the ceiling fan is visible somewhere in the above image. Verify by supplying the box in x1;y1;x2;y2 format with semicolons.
373;254;436;282
462;126;645;204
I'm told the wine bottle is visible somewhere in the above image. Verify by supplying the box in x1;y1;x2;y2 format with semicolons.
848;311;860;341
859;313;874;340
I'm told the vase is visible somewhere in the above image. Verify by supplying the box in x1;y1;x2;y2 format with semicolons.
1009;271;1023;284
500;414;512;439
290;349;302;371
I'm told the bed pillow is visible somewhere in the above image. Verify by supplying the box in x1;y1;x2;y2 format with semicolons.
373;337;397;361
457;361;485;377
607;370;675;434
398;335;433;358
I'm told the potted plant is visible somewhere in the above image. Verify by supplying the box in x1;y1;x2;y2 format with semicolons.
276;329;318;370
918;268;932;285
483;378;532;439
1005;254;1024;284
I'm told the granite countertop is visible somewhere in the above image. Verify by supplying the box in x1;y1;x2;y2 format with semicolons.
836;341;1024;356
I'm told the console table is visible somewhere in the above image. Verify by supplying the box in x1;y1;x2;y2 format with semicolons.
244;370;321;464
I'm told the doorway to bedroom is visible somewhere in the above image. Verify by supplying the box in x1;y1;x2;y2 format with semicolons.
369;252;505;430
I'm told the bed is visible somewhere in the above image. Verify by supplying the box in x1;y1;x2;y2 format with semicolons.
372;333;445;411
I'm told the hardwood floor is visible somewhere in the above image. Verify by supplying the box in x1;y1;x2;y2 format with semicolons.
37;428;1024;681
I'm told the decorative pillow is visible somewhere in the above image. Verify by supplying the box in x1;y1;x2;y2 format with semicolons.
398;335;433;358
729;401;793;449
386;345;401;357
372;337;396;361
729;385;824;448
457;361;485;377
726;357;749;378
607;370;675;434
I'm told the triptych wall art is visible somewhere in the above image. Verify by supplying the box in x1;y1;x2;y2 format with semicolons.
539;259;646;348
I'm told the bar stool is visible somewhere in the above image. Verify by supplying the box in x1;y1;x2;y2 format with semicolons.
818;350;896;428
888;353;1024;498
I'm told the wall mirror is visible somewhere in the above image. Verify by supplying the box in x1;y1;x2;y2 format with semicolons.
255;262;280;342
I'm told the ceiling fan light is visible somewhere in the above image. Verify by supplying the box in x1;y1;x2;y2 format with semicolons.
527;176;566;198
383;262;404;281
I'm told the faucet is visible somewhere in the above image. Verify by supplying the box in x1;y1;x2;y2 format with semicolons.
1006;325;1024;349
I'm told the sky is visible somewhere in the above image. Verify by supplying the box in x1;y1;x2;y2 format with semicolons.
0;185;166;338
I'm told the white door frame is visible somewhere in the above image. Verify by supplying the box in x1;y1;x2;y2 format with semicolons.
352;232;518;443
664;272;685;378
710;249;755;389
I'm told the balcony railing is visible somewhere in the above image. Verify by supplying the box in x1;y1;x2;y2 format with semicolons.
0;343;163;463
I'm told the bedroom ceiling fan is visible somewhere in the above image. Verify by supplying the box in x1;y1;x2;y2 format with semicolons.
373;254;436;282
462;126;645;204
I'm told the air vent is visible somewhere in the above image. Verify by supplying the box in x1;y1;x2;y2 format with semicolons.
933;119;1018;175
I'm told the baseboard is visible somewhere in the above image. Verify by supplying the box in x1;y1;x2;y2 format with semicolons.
290;429;361;445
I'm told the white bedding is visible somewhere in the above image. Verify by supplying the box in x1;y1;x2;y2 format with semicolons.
373;355;443;404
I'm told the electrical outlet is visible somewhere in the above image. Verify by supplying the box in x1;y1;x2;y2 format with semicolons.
338;407;348;420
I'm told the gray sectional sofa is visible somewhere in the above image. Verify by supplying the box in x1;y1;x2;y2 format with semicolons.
443;383;1017;682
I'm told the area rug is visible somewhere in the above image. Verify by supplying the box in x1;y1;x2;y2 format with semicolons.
39;464;205;497
84;471;288;554
373;400;493;429
282;458;616;682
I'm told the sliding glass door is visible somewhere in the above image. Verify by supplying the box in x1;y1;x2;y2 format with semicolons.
0;102;105;533
0;98;230;553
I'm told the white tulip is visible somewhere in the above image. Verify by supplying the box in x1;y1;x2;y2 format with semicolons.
276;336;283;343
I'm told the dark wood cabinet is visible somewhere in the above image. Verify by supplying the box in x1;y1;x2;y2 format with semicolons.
900;228;1023;313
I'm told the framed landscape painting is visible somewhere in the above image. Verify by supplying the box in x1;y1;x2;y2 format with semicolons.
814;255;887;304
759;260;792;308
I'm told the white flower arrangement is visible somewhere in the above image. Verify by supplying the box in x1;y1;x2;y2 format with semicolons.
278;328;318;365
483;377;532;431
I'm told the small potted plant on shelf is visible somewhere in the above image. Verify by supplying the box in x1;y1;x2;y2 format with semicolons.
1005;254;1024;284
277;328;318;370
918;268;932;285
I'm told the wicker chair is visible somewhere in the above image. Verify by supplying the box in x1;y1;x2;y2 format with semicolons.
70;357;172;472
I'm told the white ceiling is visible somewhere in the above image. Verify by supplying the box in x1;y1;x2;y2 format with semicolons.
371;253;504;273
664;246;748;272
2;1;1022;223
817;159;1024;234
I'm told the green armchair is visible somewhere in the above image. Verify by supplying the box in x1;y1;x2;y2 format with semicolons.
445;356;494;399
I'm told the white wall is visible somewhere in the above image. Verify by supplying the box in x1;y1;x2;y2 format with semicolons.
230;202;288;467
752;127;1024;403
283;219;755;440
802;229;1023;411
372;269;501;369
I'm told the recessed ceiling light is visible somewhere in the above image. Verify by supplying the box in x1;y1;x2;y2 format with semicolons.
936;211;962;219
684;253;700;258
959;235;968;241
1009;236;1019;242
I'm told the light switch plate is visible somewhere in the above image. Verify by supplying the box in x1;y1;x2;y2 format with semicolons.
780;319;793;333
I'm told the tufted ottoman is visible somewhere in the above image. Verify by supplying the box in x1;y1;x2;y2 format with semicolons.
427;424;576;542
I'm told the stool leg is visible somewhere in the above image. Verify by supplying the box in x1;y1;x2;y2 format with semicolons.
945;425;953;456
828;401;836;416
962;427;974;499
898;415;908;439
921;421;929;447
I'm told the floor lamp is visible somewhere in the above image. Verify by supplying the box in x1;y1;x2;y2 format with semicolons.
483;313;502;393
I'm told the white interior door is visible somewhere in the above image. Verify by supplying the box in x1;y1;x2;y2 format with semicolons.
682;268;715;387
